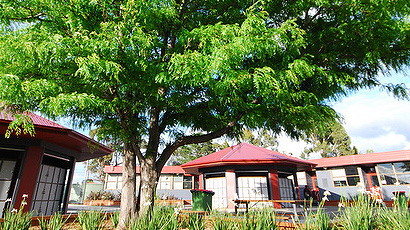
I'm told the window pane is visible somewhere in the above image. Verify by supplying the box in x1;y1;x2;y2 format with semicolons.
174;182;183;189
347;176;360;186
332;169;346;177
371;176;380;187
334;180;347;187
380;174;396;185
174;175;183;182
183;176;192;182
393;162;410;174
378;163;394;174
161;182;171;189
183;182;192;189
345;167;358;176
0;161;15;179
106;182;117;189
397;174;410;185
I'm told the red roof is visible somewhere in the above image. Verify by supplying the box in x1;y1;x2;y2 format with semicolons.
181;143;315;172
0;111;112;161
104;165;188;175
310;150;410;168
0;112;66;129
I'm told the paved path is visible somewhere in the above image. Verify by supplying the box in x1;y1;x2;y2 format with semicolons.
67;204;120;213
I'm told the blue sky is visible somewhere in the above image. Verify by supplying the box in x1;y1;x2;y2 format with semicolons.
71;69;410;182
277;69;410;157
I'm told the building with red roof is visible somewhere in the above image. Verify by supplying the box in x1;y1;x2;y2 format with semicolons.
103;165;198;200
103;143;315;209
181;143;315;211
0;112;112;217
300;150;410;203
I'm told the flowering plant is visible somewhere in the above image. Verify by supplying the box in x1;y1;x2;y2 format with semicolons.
190;189;215;195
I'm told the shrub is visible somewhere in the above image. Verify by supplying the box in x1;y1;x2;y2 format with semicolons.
86;190;121;201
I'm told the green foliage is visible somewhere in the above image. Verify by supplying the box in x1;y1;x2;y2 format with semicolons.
0;0;408;216
86;190;121;201
127;206;179;230
77;210;106;230
0;196;32;230
170;140;229;165
379;196;410;230
171;128;278;165
38;212;69;230
300;200;331;230
336;194;379;230
211;213;240;230
110;212;120;229
239;209;278;230
188;214;205;230
303;121;357;158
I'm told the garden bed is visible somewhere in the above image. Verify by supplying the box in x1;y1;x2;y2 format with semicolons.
83;200;121;206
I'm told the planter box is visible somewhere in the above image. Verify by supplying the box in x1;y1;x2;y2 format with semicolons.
83;200;120;206
155;200;185;206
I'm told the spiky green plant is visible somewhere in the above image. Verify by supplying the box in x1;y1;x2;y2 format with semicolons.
77;210;106;230
110;212;120;228
336;194;379;230
379;196;410;230
127;206;179;230
0;195;32;230
38;212;70;230
239;209;278;230
299;199;331;230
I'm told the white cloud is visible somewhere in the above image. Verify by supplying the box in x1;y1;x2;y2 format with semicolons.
334;87;410;153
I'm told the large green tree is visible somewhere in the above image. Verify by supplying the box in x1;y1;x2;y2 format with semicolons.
0;0;408;228
302;121;358;158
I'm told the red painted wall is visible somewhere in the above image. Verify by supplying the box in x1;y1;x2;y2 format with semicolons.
199;174;203;189
14;146;43;212
269;169;281;208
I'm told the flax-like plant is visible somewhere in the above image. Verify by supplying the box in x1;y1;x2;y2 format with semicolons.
336;194;379;230
127;206;179;230
240;209;278;230
379;196;410;230
299;199;331;230
211;213;240;230
77;210;106;230
0;195;32;230
38;212;70;230
110;212;120;228
188;213;205;230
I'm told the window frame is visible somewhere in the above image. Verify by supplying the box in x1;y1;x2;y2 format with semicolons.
331;167;361;187
377;162;410;185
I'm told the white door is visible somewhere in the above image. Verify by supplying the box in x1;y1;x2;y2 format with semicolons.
205;177;227;209
237;176;269;200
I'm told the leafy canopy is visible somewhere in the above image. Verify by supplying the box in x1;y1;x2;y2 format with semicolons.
0;0;408;162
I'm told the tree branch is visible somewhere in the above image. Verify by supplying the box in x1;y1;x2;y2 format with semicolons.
156;119;237;170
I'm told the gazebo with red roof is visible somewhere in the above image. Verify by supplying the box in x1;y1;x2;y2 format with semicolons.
0;112;112;217
181;143;316;211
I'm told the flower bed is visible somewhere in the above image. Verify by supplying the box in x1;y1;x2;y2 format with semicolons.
83;200;121;206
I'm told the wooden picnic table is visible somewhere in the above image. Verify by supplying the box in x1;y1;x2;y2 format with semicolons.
233;199;310;221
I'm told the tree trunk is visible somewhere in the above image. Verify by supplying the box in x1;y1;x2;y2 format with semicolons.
117;144;137;230
138;158;159;216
